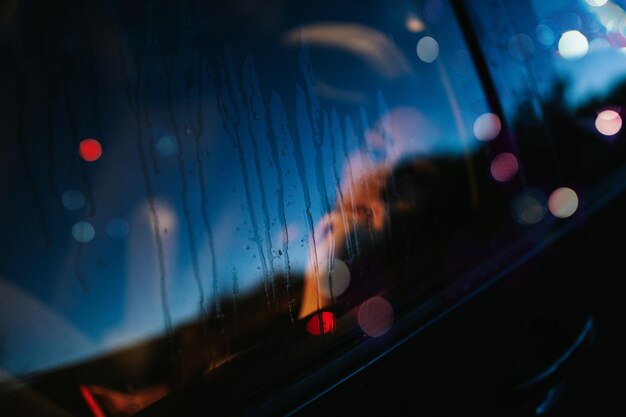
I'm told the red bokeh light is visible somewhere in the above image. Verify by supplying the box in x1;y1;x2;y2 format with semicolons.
490;152;519;182
306;311;336;336
79;138;103;162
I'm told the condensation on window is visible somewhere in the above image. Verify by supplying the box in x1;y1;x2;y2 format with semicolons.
0;1;510;414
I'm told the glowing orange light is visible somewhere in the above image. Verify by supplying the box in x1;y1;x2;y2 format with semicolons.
306;311;336;336
80;385;106;417
79;138;103;162
405;15;425;33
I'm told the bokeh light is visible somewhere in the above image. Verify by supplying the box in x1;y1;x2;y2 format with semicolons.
548;187;579;218
473;113;502;141
306;311;336;336
62;190;85;211
319;259;351;299
416;36;439;63
512;189;547;225
106;218;130;239
558;30;589;59
79;138;102;162
508;33;534;60
586;0;608;6
595;109;622;136
536;24;555;48
589;37;610;51
490;152;519;182
405;15;424;33
358;296;394;337
156;135;178;157
72;221;95;243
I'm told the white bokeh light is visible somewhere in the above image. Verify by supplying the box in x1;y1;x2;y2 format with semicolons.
473;113;502;141
558;30;589;59
586;0;608;6
318;259;351;299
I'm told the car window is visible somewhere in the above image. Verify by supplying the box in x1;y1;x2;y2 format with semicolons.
0;1;548;415
466;0;626;178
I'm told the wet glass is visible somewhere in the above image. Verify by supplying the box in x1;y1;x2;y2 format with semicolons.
0;1;537;415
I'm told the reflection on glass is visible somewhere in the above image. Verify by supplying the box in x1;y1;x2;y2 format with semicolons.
0;0;511;415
